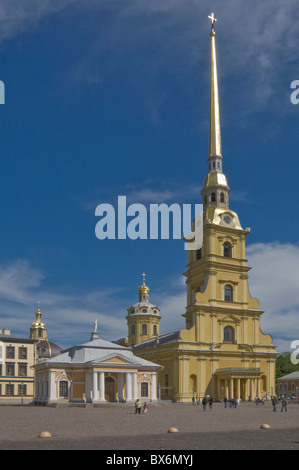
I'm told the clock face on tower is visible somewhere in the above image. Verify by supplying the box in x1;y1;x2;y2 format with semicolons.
224;215;231;224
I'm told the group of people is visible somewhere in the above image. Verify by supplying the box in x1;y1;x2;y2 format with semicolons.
134;399;150;414
192;396;214;410
272;396;287;412
223;397;241;408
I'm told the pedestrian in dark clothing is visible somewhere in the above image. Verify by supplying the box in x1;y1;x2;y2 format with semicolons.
272;396;277;412
202;397;207;411
281;399;287;412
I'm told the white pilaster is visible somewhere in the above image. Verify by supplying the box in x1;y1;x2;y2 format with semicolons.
151;372;157;401
132;372;138;400
49;370;57;404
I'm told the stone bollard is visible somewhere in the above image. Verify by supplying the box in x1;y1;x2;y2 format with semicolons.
168;427;179;433
260;424;271;429
39;431;52;438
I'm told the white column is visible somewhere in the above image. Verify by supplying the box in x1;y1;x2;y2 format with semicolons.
132;372;138;400
99;371;106;402
118;374;125;402
126;372;132;401
49;370;57;404
151;372;157;401
92;370;98;402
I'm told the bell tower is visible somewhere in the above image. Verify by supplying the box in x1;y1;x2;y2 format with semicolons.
181;14;277;383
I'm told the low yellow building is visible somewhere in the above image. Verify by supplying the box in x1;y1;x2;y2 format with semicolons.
0;328;36;404
121;17;278;402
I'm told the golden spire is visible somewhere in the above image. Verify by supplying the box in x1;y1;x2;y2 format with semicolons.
208;13;222;158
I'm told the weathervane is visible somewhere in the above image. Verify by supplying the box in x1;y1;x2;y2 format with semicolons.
208;13;217;34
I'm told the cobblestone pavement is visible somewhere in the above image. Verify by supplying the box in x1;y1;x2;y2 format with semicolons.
0;401;298;450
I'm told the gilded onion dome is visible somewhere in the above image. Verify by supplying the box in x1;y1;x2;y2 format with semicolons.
138;272;150;295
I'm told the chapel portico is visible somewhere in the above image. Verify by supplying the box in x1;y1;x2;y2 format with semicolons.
215;368;264;400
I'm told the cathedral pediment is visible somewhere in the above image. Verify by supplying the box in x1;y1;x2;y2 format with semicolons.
89;353;138;366
218;314;241;325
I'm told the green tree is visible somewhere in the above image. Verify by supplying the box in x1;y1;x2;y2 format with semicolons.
276;353;299;379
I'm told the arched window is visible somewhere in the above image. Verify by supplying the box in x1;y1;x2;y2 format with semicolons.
142;324;147;335
220;192;225;202
153;325;157;336
211;193;216;202
223;326;234;343
223;242;232;258
224;284;233;302
131;325;136;335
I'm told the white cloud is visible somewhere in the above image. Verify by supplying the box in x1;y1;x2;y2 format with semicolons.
0;0;78;43
246;242;299;352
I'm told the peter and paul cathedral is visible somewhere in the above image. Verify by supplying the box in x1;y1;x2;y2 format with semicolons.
122;14;278;402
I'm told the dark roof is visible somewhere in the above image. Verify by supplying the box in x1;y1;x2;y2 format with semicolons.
36;339;63;358
133;331;181;351
0;335;36;344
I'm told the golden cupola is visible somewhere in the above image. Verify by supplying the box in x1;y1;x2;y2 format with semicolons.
126;274;161;347
138;272;150;300
30;302;47;340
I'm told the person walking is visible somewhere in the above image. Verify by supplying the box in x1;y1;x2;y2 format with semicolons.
202;396;207;411
281;399;287;412
224;397;228;408
208;397;213;411
135;399;142;414
272;396;277;412
143;401;149;414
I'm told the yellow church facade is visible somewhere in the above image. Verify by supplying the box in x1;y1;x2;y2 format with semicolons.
121;16;278;402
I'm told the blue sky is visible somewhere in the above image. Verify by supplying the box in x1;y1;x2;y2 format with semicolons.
0;0;298;352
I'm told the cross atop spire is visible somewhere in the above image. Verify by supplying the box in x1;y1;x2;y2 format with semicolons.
208;13;217;33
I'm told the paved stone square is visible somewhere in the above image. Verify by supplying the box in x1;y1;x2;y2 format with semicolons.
0;400;299;450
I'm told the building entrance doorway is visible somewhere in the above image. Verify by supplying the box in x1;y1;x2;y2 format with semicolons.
105;376;115;402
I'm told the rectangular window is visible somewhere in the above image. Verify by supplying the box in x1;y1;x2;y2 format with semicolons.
142;324;147;335
6;363;15;376
18;384;27;396
6;346;15;359
59;380;69;398
18;347;27;359
141;382;148;398
18;364;27;377
6;384;14;396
